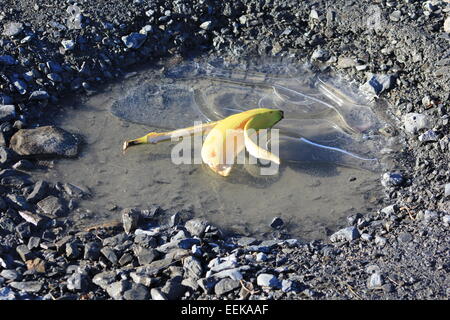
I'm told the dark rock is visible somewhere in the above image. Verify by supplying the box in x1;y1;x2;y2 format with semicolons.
381;172;404;188
29;91;50;101
92;271;117;290
106;280;129;300
10;126;80;158
270;217;284;229
26;180;49;203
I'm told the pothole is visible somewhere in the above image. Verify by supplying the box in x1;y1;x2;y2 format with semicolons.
39;58;398;240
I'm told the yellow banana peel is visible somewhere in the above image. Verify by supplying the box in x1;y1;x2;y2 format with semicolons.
123;108;284;176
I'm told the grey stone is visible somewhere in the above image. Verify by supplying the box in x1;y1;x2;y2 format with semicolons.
381;172;404;188
211;268;243;281
375;235;387;247
66;242;81;259
122;208;140;234
10;126;80;157
236;237;258;246
444;16;450;33
398;232;413;243
183;256;203;280
67;272;90;292
424;210;438;223
123;283;149;300
101;247;118;265
257;273;281;288
0;287;16;300
337;57;356;69
106;280;129;300
84;242;101;260
150;288;168;300
121;33;147;49
0;147;16;167
92;271;117;289
185;219;208;237
330;226;360;242
16;244;33;261
0;105;16;122
200;21;213;30
419;130;439;142
133;245;158;265
157;238;200;253
13;80;27;95
197;277;218;294
61;39;76;50
214;278;240;295
27;237;41;250
442;215;450;226
0;269;20;281
29;91;50;101
161;279;187;300
37;196;66;217
445;184;450;198
2;22;23;37
367;273;384;290
130;271;156;287
361;74;395;95
26;180;48;204
9;281;42;293
256;252;268;262
311;48;330;61
403;113;430;134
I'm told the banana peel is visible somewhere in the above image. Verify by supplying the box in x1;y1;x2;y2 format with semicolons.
123;108;284;176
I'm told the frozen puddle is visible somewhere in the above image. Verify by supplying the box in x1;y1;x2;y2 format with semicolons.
43;59;392;240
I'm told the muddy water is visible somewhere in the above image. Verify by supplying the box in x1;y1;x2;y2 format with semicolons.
41;63;386;240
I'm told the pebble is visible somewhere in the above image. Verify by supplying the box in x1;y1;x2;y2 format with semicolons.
10;126;80;157
200;21;213;31
9;281;42;293
403;113;430;134
398;232;413;243
150;288;168;300
445;184;450;198
121;33;147;49
37;196;66;217
381;172;404;188
2;22;23;37
0;105;16;122
183;256;203;280
419;130;439;142
361;74;395;96
185;218;208;237
214;278;240;295
367;273;384;290
123;283;149;300
445;17;450;33
29;90;50;101
67;272;90;292
122;208;140;234
257;273;281;288
270;217;284;229
61;39;76;51
330;226;360;242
